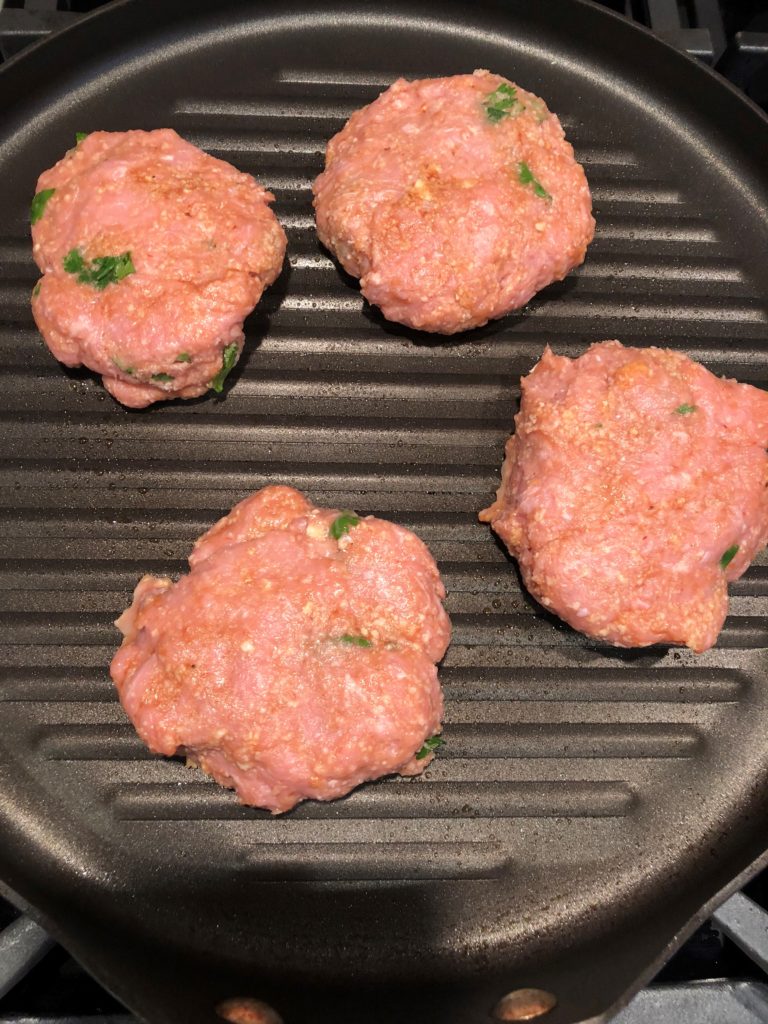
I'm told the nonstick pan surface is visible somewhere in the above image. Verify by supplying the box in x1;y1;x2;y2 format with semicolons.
2;2;768;1023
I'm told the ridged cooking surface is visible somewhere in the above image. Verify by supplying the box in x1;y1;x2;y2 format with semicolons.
2;74;768;848
2;3;768;1021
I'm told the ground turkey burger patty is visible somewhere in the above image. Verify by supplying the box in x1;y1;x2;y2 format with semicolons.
312;70;594;334
30;129;286;407
480;341;768;652
110;486;451;813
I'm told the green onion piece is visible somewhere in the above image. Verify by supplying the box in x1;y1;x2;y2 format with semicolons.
517;161;551;200
674;403;697;415
30;188;56;225
483;82;521;122
63;248;135;289
75;132;89;144
416;735;444;760
151;373;174;383
720;544;739;570
32;282;41;298
175;352;192;363
209;342;239;393
329;512;360;540
338;634;372;647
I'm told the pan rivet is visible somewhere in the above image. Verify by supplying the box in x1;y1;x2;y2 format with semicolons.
216;997;284;1024
492;988;557;1021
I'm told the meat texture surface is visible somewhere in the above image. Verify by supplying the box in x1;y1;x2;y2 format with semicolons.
313;69;594;333
480;341;768;651
31;129;286;407
111;486;451;812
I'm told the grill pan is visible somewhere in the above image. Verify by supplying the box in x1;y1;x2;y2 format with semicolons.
2;1;768;1022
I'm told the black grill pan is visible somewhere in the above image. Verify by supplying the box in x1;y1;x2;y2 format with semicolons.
2;2;768;1022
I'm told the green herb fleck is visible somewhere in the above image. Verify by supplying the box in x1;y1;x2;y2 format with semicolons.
30;188;56;225
416;735;444;760
32;282;41;298
90;253;134;287
592;422;603;429
338;634;372;647
675;403;697;415
62;249;85;275
720;544;739;570
111;358;134;376
483;82;521;123
329;512;360;540
175;352;192;363
63;248;135;289
151;372;174;383
517;161;551;200
75;132;89;144
209;342;239;393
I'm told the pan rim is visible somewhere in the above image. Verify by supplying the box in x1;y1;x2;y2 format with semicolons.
0;0;767;136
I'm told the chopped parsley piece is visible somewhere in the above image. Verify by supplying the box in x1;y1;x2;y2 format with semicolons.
30;188;56;225
111;358;134;376
62;249;85;274
75;132;89;144
32;282;41;298
338;634;372;647
517;161;551;200
675;403;697;415
483;82;520;123
209;342;239;393
329;512;360;540
416;735;444;760
720;544;739;570
175;352;192;363
151;372;174;383
63;248;135;289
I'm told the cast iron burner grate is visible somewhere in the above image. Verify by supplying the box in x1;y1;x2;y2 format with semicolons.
1;1;767;1022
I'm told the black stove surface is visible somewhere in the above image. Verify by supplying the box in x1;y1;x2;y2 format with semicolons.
1;1;768;1022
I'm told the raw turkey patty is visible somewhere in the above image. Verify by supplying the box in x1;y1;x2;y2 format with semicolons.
312;70;594;334
110;486;451;813
30;129;286;407
480;341;768;652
